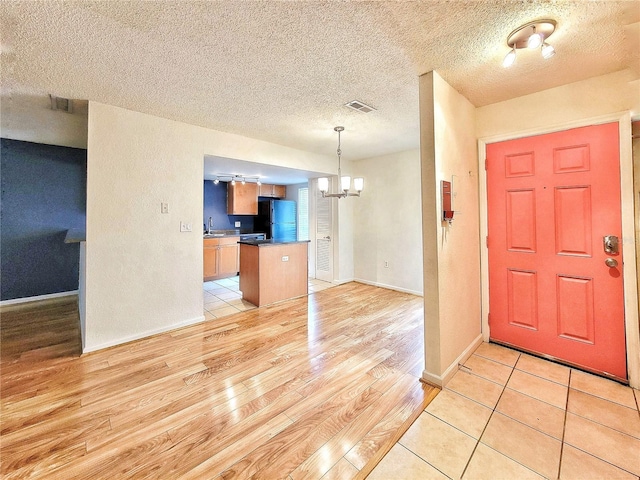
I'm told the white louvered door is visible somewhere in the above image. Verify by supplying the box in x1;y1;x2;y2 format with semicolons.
315;180;333;282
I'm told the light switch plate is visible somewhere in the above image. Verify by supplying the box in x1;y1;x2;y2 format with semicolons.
180;221;192;232
235;221;241;228
161;202;169;214
282;255;289;262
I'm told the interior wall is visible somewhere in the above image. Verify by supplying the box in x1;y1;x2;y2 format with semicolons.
285;183;305;202
420;71;482;386
0;138;86;301
352;149;423;295
476;70;640;139
334;191;355;284
85;102;336;352
203;180;254;232
1;95;88;149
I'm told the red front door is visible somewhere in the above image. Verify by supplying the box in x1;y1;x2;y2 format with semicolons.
487;122;627;380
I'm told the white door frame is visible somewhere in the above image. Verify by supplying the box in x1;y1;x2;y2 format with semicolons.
308;178;318;279
478;112;640;388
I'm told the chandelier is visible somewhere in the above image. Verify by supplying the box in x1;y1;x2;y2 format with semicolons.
318;126;364;198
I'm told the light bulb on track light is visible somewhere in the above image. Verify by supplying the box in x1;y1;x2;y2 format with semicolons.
503;46;516;67
527;30;543;49
541;42;555;59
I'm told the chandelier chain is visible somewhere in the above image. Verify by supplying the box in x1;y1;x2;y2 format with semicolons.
336;128;342;177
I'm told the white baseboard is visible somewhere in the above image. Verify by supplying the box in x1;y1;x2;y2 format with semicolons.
353;278;423;297
422;334;483;387
1;290;79;307
82;314;206;354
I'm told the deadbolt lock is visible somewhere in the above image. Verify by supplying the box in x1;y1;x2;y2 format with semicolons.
603;235;619;255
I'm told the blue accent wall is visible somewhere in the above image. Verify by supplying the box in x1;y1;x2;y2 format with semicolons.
1;139;87;301
203;180;254;232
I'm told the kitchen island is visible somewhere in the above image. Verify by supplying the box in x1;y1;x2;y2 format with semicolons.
238;239;310;307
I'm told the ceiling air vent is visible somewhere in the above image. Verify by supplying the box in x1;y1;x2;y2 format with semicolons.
49;94;73;113
344;100;376;114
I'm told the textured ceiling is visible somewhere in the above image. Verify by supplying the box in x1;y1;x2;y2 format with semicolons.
1;0;639;162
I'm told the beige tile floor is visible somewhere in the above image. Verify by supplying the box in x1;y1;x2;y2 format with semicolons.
203;276;334;320
369;342;640;480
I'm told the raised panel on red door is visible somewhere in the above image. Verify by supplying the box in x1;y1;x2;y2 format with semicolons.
487;122;626;380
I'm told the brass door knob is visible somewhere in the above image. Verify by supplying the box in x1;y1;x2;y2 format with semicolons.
605;258;618;268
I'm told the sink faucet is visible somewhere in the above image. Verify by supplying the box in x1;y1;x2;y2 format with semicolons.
207;217;213;234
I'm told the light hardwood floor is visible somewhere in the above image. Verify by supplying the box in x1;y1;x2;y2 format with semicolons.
1;283;437;479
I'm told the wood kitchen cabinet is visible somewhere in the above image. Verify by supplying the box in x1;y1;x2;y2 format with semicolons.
203;240;219;278
273;185;286;198
218;242;239;277
227;183;258;215
204;236;239;281
258;183;286;198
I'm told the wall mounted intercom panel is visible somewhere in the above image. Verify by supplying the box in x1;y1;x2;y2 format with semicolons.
442;180;454;223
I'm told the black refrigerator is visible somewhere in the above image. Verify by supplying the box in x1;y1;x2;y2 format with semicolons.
257;200;297;241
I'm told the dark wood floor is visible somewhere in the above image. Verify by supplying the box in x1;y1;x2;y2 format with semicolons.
1;282;437;479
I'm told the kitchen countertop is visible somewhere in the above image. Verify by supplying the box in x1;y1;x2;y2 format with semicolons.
204;231;266;239
238;239;310;246
64;228;86;243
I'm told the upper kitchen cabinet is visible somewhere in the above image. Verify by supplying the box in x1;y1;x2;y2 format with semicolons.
259;184;286;198
227;183;258;215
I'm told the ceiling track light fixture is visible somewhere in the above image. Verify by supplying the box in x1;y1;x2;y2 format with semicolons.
502;19;557;67
213;174;261;186
318;127;364;199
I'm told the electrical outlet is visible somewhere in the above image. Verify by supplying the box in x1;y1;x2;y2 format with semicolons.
384;261;389;268
161;202;169;214
235;221;241;228
282;256;289;262
180;221;192;232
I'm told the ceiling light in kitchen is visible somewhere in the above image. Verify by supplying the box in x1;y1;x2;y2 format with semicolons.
213;174;261;185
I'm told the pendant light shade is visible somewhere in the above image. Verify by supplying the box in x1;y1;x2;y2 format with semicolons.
318;177;329;193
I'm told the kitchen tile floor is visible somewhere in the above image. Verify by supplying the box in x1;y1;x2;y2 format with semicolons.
369;342;640;480
203;276;334;320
